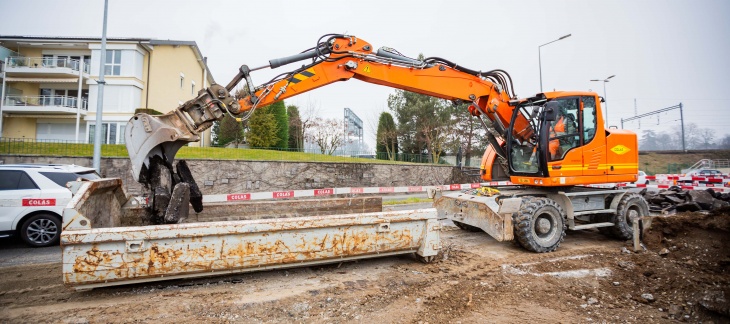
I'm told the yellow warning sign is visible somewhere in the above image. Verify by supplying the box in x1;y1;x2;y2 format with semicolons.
363;65;371;73
610;145;631;155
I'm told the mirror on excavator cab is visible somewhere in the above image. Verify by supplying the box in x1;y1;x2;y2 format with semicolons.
543;101;559;122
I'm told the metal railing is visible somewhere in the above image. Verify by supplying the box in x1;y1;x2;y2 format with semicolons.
688;158;730;170
3;95;88;110
0;138;449;165
6;56;90;74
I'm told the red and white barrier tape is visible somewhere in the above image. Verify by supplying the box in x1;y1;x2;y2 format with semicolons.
612;183;729;192
129;179;729;206
201;181;514;204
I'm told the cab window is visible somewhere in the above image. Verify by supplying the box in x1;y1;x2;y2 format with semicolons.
581;96;597;144
548;98;580;161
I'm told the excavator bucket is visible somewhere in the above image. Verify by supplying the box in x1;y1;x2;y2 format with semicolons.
124;84;237;184
125;111;199;183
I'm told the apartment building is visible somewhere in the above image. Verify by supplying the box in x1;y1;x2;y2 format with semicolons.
0;36;214;146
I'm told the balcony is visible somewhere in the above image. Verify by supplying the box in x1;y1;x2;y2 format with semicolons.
2;95;88;115
3;57;90;78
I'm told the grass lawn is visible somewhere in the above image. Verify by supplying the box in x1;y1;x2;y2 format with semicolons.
0;141;414;164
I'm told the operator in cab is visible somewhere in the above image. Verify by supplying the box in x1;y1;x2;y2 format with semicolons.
549;105;577;160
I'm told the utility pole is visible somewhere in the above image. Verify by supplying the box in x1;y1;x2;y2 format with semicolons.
679;102;685;152
75;59;83;142
0;57;6;138
92;0;109;172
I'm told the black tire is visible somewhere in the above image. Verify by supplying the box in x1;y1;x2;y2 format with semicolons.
513;197;566;253
453;220;481;232
20;213;61;247
610;193;649;240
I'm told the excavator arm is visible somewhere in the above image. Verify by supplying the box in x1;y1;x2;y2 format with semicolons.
126;34;532;184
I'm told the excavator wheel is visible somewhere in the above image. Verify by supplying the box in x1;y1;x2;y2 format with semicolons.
453;220;481;232
610;193;649;240
513;197;566;253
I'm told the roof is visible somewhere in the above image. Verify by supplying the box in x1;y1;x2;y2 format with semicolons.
0;35;215;84
0;164;96;172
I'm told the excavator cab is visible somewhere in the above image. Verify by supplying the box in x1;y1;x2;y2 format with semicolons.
504;92;638;187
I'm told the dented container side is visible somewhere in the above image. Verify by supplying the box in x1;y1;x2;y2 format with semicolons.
63;179;130;231
62;209;439;290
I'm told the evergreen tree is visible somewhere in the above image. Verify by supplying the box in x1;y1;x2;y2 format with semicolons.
287;105;303;151
246;106;279;148
211;114;244;147
375;112;398;160
269;101;289;149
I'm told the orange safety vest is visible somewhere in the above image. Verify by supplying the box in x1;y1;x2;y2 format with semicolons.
549;116;565;157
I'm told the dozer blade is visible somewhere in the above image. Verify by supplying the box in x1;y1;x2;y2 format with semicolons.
432;189;522;242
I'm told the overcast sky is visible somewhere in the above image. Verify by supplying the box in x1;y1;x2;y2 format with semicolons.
1;0;728;150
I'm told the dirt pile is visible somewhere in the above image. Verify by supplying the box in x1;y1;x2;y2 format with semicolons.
637;210;730;320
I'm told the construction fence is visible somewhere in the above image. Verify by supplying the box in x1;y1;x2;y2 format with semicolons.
0;138;450;165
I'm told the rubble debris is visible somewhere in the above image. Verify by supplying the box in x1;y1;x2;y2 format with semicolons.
642;187;730;213
164;182;191;224
640;293;655;303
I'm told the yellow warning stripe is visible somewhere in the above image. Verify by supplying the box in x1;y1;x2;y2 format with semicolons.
288;68;316;84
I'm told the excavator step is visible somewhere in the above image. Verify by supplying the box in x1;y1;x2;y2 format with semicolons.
571;222;614;230
573;209;616;216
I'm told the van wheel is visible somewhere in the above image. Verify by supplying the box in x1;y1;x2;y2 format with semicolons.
20;213;61;247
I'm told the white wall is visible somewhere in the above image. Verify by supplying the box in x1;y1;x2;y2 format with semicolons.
36;120;86;142
87;85;142;113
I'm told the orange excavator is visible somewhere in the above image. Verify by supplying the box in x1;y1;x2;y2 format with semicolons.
125;34;647;253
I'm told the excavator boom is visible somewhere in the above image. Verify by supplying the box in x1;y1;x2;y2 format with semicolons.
126;34;523;186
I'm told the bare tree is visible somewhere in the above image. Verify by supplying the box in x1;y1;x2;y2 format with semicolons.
306;117;348;155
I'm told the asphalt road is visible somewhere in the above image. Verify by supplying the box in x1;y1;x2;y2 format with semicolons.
0;237;61;267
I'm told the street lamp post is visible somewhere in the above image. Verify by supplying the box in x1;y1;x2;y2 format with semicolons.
590;75;615;127
538;34;571;92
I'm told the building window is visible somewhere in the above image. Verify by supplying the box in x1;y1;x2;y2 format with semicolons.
180;72;185;89
191;81;196;95
118;123;126;144
88;122;125;144
104;50;121;75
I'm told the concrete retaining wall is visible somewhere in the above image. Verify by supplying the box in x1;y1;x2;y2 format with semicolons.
0;155;475;195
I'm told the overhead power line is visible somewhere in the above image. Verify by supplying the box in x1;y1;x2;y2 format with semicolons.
621;103;686;152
